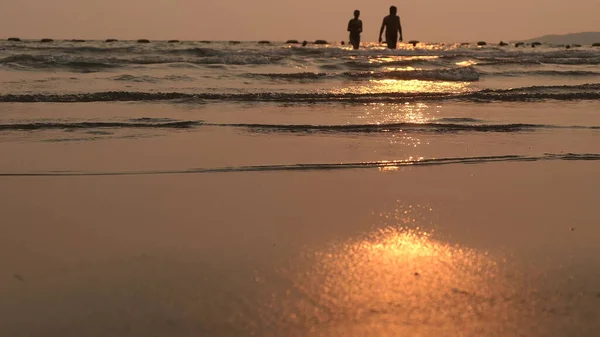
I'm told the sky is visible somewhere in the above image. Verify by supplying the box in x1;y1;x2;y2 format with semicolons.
1;0;599;42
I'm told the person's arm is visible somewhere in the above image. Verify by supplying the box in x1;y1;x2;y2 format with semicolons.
359;20;363;33
397;16;403;42
378;18;386;43
348;20;352;32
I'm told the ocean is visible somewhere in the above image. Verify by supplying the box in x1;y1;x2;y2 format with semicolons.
1;40;600;336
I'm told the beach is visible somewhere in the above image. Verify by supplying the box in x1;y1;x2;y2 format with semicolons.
1;40;600;336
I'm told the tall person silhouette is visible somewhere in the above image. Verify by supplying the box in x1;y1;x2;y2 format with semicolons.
348;10;363;50
378;6;403;49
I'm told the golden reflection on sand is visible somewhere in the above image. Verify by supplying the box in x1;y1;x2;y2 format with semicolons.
258;218;548;336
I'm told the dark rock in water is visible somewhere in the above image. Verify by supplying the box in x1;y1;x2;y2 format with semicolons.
258;40;270;44
229;41;241;44
71;39;86;42
565;45;571;49
137;39;150;43
460;42;470;46
499;41;508;46
302;40;308;47
593;43;600;47
199;40;211;44
341;41;345;45
286;40;299;44
571;44;581;47
105;39;118;42
40;38;54;43
168;40;180;43
477;41;487;46
408;40;419;46
515;42;525;47
314;40;328;45
531;42;542;47
7;37;21;42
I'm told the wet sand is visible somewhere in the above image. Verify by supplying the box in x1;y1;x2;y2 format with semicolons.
1;160;599;337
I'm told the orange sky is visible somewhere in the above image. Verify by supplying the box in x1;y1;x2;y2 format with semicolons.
1;0;599;42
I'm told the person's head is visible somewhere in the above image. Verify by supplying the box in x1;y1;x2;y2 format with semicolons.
354;10;360;19
390;6;397;15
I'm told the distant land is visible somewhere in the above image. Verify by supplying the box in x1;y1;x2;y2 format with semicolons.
518;32;600;45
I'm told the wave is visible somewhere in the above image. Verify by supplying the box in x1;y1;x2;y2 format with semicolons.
1;83;599;103
477;58;600;66
433;117;483;123
2;153;599;177
222;122;549;133
3;44;600;72
345;67;480;81
246;67;480;82
343;56;459;69
475;83;600;95
246;72;330;80
0;92;194;102
482;70;600;77
0;44;139;54
2;42;599;56
245;67;479;82
164;47;224;57
475;54;600;66
0;54;119;72
110;74;194;83
0;121;201;131
0;53;286;70
1;120;596;134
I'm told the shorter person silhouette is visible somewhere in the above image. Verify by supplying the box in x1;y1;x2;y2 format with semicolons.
347;10;363;50
378;6;403;49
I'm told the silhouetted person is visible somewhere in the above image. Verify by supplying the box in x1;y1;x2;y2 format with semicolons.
348;10;363;50
378;6;403;49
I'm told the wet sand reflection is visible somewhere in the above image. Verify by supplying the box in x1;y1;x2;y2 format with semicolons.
248;217;593;337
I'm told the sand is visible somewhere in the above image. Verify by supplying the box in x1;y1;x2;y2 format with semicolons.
1;160;599;337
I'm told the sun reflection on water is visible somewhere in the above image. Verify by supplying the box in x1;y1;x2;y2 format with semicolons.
334;79;470;95
456;60;478;67
360;102;435;149
367;55;441;65
355;102;436;124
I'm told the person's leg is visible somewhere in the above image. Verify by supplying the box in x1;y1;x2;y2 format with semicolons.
386;38;397;49
350;33;360;50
